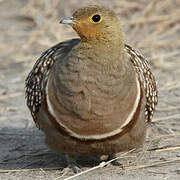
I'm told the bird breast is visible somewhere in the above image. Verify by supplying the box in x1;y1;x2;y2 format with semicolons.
45;51;140;140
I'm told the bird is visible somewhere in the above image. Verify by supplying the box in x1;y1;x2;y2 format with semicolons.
25;5;158;173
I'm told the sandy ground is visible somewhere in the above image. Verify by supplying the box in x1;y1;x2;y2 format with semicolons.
0;0;180;179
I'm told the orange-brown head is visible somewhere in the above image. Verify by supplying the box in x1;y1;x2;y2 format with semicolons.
60;5;124;43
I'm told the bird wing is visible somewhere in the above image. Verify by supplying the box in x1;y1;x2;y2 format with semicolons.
25;39;80;128
125;44;158;123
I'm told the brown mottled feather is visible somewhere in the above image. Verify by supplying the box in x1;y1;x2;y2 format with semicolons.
125;45;158;123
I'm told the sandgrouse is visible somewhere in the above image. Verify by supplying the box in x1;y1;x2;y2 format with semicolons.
25;5;158;172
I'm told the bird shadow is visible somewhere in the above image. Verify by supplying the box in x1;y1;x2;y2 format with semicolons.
0;127;100;171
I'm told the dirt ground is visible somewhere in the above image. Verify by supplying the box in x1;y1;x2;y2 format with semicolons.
0;0;180;179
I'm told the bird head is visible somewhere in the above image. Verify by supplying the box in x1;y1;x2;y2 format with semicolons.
60;6;123;43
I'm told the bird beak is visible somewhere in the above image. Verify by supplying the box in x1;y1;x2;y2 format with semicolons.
59;17;76;25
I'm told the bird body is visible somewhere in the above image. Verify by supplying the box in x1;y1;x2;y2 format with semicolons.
25;5;158;169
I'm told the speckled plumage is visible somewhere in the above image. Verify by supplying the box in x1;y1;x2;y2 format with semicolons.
125;45;158;123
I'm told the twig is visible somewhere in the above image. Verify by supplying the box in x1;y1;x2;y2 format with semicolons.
152;114;180;122
63;149;136;180
0;133;42;136
0;167;63;173
0;92;23;100
28;152;52;157
124;158;180;171
147;133;180;141
149;145;180;152
157;106;180;111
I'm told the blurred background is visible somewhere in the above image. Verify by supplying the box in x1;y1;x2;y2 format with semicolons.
0;0;180;179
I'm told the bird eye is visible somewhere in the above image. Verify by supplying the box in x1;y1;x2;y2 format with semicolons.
90;14;102;24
